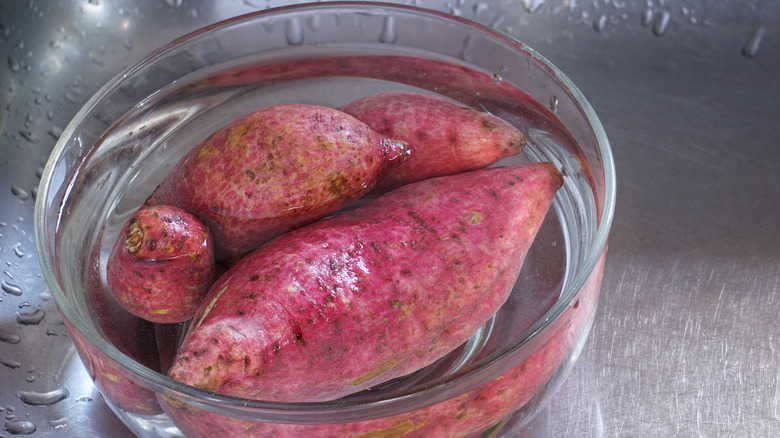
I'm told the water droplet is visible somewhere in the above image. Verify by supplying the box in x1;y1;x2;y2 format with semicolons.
652;10;670;36
285;17;303;45
4;419;36;435
25;376;35;383
1;358;22;369
0;329;21;344
473;3;489;14
549;95;559;113
379;16;397;44
593;14;608;33
642;8;654;27
48;125;63;139
16;309;45;325
18;388;69;406
123;37;134;50
49;416;67;429
165;0;183;7
742;26;765;58
13;244;25;258
89;51;104;66
522;0;546;13
2;281;23;296
18;130;39;143
11;186;29;201
7;57;20;72
491;73;502;85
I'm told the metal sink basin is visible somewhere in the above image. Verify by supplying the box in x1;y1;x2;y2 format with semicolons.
1;1;778;436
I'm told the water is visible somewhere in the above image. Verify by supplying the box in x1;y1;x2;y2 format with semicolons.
18;388;70;406
742;27;764;58
0;329;21;344
652;10;670;36
56;47;592;423
2;281;23;296
16;309;45;325
4;419;36;435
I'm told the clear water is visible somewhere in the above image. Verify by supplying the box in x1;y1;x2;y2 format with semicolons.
67;48;590;398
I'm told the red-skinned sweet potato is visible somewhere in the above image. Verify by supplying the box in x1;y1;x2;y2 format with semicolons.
160;250;604;437
339;92;525;192
106;205;215;324
167;163;562;402
146;104;409;260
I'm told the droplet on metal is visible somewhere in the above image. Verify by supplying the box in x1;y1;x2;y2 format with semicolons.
652;10;670;36
0;329;21;344
11;186;30;201
549;95;559;113
2;281;23;296
742;26;765;58
18;388;70;406
593;14;608;33
1;358;22;369
641;9;654;27
16;309;46;325
7;56;20;72
491;73;502;85
3;419;36;435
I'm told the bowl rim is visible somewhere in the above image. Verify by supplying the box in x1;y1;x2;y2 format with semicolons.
34;0;615;421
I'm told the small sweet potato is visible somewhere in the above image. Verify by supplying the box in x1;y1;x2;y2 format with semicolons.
339;91;526;192
167;163;562;402
106;205;215;324
146;104;409;260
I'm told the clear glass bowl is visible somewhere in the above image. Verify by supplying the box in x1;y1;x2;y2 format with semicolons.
35;3;615;437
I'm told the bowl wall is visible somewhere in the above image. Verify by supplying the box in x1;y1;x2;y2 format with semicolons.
35;3;614;437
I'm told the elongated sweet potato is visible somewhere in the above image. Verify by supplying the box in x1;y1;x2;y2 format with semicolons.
146;104;409;260
106;205;215;324
339;91;525;192
167;163;562;402
161;251;604;438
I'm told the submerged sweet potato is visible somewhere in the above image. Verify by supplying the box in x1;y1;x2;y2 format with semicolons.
167;163;562;402
339;91;526;192
146;104;409;260
106;205;215;324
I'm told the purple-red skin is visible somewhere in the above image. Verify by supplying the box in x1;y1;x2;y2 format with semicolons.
106;204;215;324
167;163;563;403
146;104;409;261
339;92;526;192
160;250;604;437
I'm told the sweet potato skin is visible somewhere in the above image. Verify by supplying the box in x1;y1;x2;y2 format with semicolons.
339;92;526;192
147;104;409;260
161;251;604;437
168;163;562;402
106;205;215;324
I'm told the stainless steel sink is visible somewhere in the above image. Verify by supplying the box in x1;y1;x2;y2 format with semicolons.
2;1;778;436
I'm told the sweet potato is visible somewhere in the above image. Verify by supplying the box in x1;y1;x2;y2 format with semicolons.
161;251;604;437
106;204;215;324
339;92;526;192
146;104;409;260
167;163;562;402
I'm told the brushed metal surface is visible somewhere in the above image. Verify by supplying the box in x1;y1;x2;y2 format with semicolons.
1;1;778;437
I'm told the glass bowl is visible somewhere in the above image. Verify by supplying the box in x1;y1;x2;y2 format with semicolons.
35;3;615;437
